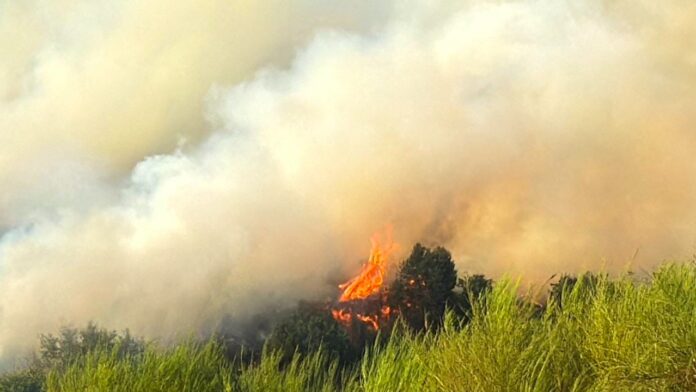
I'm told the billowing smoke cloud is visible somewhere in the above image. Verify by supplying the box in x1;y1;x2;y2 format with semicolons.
0;0;390;226
1;0;696;363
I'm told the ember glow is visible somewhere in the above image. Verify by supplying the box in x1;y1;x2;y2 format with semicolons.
332;232;396;331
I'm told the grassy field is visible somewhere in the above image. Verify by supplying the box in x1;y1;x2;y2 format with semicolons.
7;263;696;391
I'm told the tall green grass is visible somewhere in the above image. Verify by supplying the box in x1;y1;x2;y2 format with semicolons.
44;340;232;392
42;263;696;391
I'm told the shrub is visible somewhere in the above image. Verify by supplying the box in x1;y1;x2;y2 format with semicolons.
266;303;356;365
388;243;457;331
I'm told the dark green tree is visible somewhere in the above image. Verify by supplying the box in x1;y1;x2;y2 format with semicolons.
449;274;493;322
388;243;457;331
0;322;145;391
267;303;356;365
0;368;44;392
38;322;145;370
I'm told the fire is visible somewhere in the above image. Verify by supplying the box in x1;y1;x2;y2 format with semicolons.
331;308;352;323
337;234;394;302
356;314;379;330
331;231;396;331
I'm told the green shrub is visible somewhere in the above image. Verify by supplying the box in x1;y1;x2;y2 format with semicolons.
45;340;231;392
266;303;357;365
0;368;44;392
12;262;696;391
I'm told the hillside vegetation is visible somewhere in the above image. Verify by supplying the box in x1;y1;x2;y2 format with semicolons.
3;262;695;391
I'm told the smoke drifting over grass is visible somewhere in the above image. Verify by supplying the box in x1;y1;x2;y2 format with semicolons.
1;0;696;362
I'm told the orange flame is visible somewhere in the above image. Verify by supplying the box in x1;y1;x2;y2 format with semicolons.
331;309;352;323
356;314;379;330
337;233;395;302
332;231;396;331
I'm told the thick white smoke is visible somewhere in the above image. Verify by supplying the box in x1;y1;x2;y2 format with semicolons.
0;0;390;227
1;0;696;363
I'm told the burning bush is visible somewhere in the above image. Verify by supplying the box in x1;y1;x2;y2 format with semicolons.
330;233;395;344
329;237;471;337
387;244;458;331
272;236;489;361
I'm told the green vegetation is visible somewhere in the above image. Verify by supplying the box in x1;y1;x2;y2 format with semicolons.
388;244;458;331
45;340;230;392
3;260;696;391
266;302;357;365
1;323;145;392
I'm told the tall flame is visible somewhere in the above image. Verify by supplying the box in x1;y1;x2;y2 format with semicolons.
338;233;394;302
332;231;396;331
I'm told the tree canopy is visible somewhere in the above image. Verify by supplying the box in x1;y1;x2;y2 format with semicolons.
388;243;458;331
266;303;356;365
449;274;493;321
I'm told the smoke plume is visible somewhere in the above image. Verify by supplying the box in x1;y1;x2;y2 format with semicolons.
1;0;695;363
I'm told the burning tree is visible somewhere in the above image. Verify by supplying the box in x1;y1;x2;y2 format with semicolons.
330;235;458;337
331;233;395;343
387;244;457;331
268;233;486;365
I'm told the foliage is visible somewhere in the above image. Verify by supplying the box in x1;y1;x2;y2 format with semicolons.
0;322;146;392
266;302;356;365
388;243;458;331
234;348;350;392
44;340;231;392
38;322;145;371
49;262;696;391
448;274;493;322
7;262;696;391
547;272;603;309
0;368;43;392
